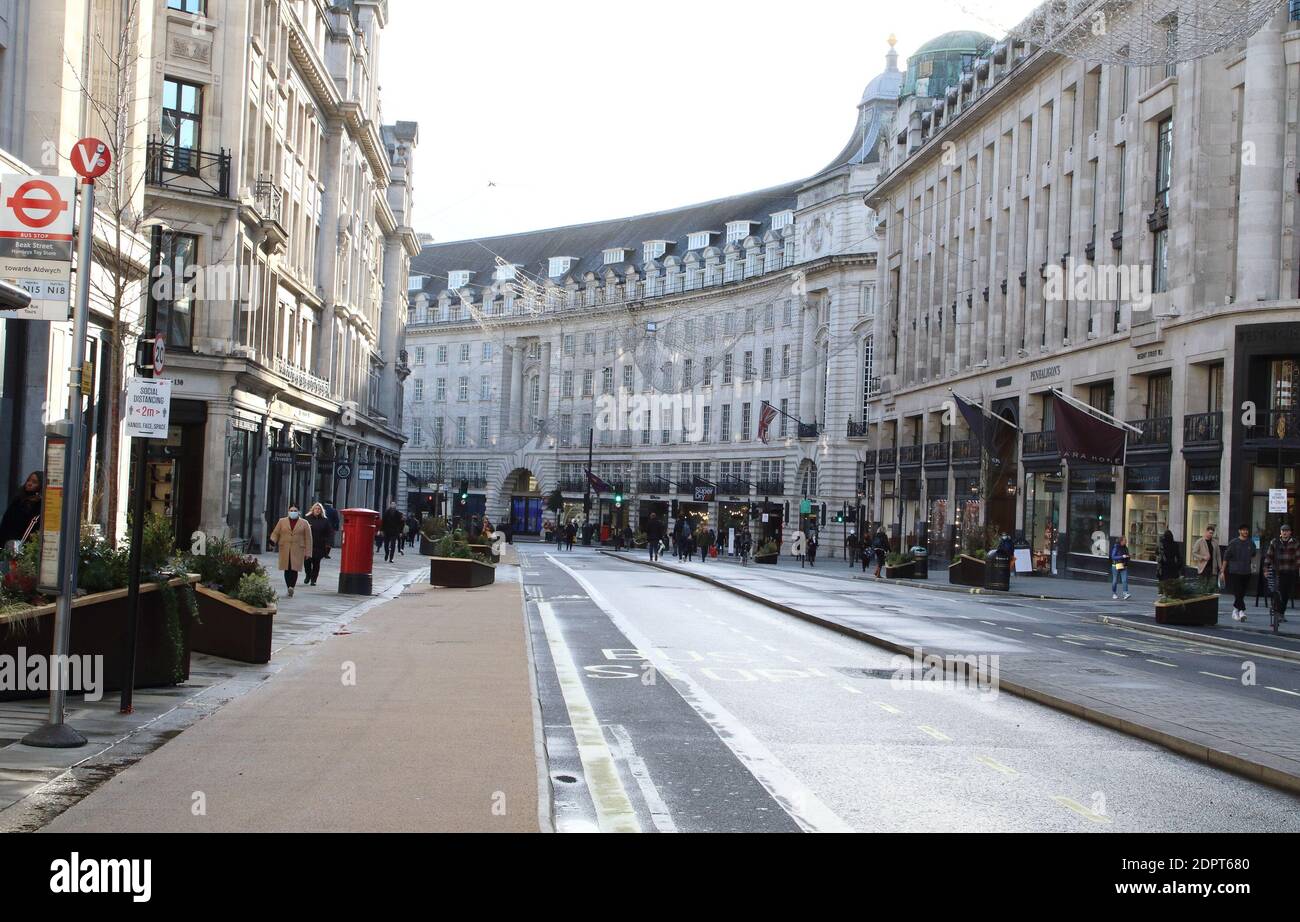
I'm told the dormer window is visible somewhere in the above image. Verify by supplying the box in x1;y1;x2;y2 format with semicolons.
726;221;758;244
603;247;630;265
408;274;426;291
548;256;576;277
494;263;519;282
643;240;669;262
448;270;474;290
770;210;793;231
687;231;715;251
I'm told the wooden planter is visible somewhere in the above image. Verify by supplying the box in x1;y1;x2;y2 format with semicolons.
191;585;276;664
754;553;779;565
467;543;501;564
0;577;196;701
1155;594;1219;626
884;561;916;580
949;555;987;587
429;557;496;588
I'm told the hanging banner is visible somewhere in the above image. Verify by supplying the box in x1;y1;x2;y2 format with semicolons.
1053;391;1126;466
0;173;76;321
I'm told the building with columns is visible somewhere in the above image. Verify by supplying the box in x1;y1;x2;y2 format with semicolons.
865;8;1300;580
139;0;419;550
402;42;904;554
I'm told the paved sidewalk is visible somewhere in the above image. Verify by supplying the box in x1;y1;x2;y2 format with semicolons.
0;552;427;828
611;551;1300;795
42;548;541;832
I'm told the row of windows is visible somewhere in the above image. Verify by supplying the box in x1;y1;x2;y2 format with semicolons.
409;417;493;449
552;347;794;399
411;375;493;403
411;343;493;365
552;397;794;446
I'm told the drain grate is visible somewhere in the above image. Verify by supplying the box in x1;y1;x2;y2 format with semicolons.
553;774;578;784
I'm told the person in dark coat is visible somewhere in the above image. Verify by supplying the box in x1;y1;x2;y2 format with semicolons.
381;501;405;563
304;503;335;586
1155;530;1182;583
871;530;891;578
0;471;42;547
645;514;664;561
1222;524;1257;622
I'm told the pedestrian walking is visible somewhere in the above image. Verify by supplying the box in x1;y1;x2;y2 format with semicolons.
1264;523;1297;624
871;530;890;578
1191;524;1221;595
304;503;335;586
846;530;858;568
1222;524;1257;622
269;504;312;598
381;500;405;563
1155;530;1182;585
806;530;819;567
566;520;577;551
738;528;753;567
646;514;664;561
1110;534;1132;600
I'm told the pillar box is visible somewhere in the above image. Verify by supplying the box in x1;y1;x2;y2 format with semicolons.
339;508;380;596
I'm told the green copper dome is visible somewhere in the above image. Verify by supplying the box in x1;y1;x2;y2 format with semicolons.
900;30;995;100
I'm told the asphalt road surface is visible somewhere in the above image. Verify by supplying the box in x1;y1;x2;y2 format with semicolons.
521;546;1300;833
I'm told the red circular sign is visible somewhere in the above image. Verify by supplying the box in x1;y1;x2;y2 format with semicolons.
4;179;69;229
70;138;112;180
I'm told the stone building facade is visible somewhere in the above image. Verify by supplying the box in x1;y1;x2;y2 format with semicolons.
865;10;1300;579
142;0;418;550
402;44;903;556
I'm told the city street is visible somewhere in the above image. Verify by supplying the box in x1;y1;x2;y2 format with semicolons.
525;545;1300;832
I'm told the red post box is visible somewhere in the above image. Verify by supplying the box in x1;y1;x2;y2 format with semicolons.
339;508;380;596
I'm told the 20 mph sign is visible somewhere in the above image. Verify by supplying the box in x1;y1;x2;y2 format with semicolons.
0;173;75;321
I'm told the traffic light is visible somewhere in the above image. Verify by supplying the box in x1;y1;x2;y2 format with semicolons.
614;482;624;507
459;480;469;502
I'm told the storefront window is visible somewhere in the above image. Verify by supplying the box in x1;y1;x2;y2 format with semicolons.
1124;492;1169;561
1024;471;1062;553
1184;494;1219;566
227;430;250;538
1068;491;1112;556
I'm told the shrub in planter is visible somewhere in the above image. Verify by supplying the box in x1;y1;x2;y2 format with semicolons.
1155;578;1219;626
428;530;496;588
754;539;780;564
883;552;917;579
949;554;987;587
184;538;278;664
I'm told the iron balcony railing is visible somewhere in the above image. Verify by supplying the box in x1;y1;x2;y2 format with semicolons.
643;477;674;494
273;357;331;398
878;446;897;468
1023;430;1058;456
754;479;784;495
950;439;980;465
558;479;586;492
847;419;869;439
1245;408;1300;446
797;422;820;439
899;444;923;466
1127;416;1173;449
719;478;750;495
1183;411;1223;446
146;137;231;199
862;449;877;471
923;442;949;467
254;176;284;223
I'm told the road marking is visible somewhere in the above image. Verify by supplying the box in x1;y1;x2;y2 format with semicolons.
1267;686;1300;697
975;755;1017;776
535;601;640;833
1061;640;1085;646
1102;650;1128;658
608;724;677;833
917;725;951;742
1004;627;1023;633
1146;659;1177;667
1052;796;1112;824
838;684;863;695
547;554;854;833
1032;633;1052;639
1199;671;1234;681
874;702;901;715
979;620;997;626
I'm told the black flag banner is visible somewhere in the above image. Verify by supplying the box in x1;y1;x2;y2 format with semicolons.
952;391;1017;462
1052;390;1127;466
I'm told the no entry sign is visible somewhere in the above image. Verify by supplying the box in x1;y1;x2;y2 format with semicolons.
70;138;112;181
0;173;75;321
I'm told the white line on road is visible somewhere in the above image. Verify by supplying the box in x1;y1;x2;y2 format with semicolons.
608;724;678;833
1102;650;1128;658
1032;633;1052;639
1199;671;1235;681
535;600;641;833
1146;659;1177;667
838;684;863;695
1266;686;1300;697
1061;640;1085;646
1004;627;1024;633
874;702;901;715
975;755;1017;776
1052;795;1112;824
548;554;854;833
917;725;952;742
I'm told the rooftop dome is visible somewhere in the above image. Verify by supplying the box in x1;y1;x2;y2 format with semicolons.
912;29;996;55
900;29;995;99
860;34;904;105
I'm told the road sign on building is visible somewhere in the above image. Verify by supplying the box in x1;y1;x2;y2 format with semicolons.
124;376;172;439
0;173;75;321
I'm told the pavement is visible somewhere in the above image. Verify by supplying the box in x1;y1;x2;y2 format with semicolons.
41;544;541;832
0;548;472;830
606;550;1300;796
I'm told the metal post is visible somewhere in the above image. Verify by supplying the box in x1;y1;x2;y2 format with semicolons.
119;225;162;714
23;182;97;748
583;427;593;543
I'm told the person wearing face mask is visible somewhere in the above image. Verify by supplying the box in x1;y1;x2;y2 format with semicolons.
0;471;43;548
269;504;313;597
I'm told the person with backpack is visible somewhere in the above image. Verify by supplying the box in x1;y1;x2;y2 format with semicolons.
1110;534;1132;600
871;530;890;578
1263;522;1297;624
1222;525;1257;622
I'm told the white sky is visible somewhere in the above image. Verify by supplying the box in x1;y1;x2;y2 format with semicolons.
379;0;1037;244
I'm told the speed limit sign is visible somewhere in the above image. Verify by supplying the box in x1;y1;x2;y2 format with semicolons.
153;333;166;375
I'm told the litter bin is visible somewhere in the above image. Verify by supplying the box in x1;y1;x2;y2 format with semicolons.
910;545;929;579
985;553;1011;591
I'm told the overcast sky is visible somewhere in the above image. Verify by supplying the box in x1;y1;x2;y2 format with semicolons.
379;0;1036;244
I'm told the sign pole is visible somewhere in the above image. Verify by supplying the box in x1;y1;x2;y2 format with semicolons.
120;225;163;714
22;180;97;747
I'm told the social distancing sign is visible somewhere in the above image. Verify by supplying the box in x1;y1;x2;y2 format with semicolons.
124;377;172;439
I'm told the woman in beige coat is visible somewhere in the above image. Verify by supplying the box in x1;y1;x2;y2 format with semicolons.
269;504;313;597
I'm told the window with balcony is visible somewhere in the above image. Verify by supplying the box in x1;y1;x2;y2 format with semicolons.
160;77;203;170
